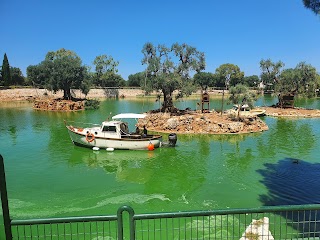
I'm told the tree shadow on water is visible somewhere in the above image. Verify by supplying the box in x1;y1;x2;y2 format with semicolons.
257;158;320;237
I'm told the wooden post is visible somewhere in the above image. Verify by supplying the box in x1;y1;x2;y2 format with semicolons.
0;155;13;240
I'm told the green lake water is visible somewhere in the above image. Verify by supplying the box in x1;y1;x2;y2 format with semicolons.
1;96;320;238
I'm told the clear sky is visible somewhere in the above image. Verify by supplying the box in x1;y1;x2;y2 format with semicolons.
1;0;320;80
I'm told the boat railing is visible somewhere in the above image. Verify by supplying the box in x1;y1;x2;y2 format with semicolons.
64;120;101;128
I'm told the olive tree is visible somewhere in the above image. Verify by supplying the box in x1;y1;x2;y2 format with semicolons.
93;54;119;87
142;42;205;112
214;63;244;114
229;84;257;119
10;67;25;85
276;62;319;107
259;59;284;91
27;48;89;100
193;72;215;90
127;72;145;87
243;75;260;88
214;63;244;88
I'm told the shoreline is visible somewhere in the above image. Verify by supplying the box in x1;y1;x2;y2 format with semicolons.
0;88;225;102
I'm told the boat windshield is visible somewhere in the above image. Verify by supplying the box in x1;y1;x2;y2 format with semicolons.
102;125;117;132
120;123;129;134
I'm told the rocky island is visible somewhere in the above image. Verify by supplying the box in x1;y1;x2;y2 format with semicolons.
137;111;268;134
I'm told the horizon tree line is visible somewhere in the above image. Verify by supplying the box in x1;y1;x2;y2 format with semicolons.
1;47;319;112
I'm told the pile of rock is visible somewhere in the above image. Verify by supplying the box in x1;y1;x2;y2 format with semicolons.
33;99;84;111
138;111;269;134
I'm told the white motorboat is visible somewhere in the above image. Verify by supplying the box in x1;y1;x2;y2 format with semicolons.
227;104;266;117
65;113;165;150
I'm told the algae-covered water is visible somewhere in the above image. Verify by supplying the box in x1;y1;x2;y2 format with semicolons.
1;96;320;238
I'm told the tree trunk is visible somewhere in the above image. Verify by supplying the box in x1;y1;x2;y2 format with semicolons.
162;90;174;112
63;87;71;100
221;89;225;116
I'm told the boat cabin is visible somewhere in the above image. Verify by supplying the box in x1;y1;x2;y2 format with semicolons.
100;120;130;138
100;120;142;139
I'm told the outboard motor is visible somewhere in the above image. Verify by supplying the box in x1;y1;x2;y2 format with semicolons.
168;133;177;147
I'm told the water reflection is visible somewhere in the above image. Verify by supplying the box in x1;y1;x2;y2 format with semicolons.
257;118;316;158
258;158;320;237
68;148;156;184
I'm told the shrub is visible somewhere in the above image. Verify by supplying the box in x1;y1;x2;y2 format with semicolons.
84;99;100;110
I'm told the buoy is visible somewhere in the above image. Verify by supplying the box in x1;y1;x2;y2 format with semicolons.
92;147;100;151
106;147;114;152
147;143;155;151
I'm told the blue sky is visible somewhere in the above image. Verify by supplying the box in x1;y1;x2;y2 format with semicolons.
1;0;320;80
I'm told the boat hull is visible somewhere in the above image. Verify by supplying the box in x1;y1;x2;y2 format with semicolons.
67;128;162;150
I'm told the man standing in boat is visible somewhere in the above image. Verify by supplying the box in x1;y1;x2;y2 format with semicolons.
143;125;147;137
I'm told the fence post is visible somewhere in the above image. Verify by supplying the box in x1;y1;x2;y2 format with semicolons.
117;205;135;240
0;155;12;240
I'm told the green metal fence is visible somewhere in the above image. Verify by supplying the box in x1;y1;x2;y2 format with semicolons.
2;154;320;240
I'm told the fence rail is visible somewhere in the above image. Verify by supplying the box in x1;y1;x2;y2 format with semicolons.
1;154;320;240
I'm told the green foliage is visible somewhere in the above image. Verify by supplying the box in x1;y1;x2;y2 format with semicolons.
100;72;125;87
243;75;259;87
2;53;11;87
79;67;94;96
27;64;48;87
93;54;119;87
193;72;215;90
141;42;205;112
229;84;257;119
27;48;88;100
84;99;100;110
303;0;320;14
214;63;244;88
260;59;319;106
10;67;25;85
277;62;319;99
259;59;284;88
171;43;206;78
127;72;145;87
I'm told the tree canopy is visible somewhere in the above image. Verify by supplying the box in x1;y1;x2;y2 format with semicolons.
127;72;145;87
142;42;205;112
243;75;259;88
93;55;121;87
27;48;88;100
259;59;285;90
260;59;319;107
303;0;320;14
214;63;244;88
10;67;25;85
229;84;257;119
276;62;319;99
193;72;215;90
1;53;11;87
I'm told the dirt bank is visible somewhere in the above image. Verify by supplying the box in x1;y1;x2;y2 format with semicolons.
0;88;224;102
262;106;320;118
0;88;145;101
